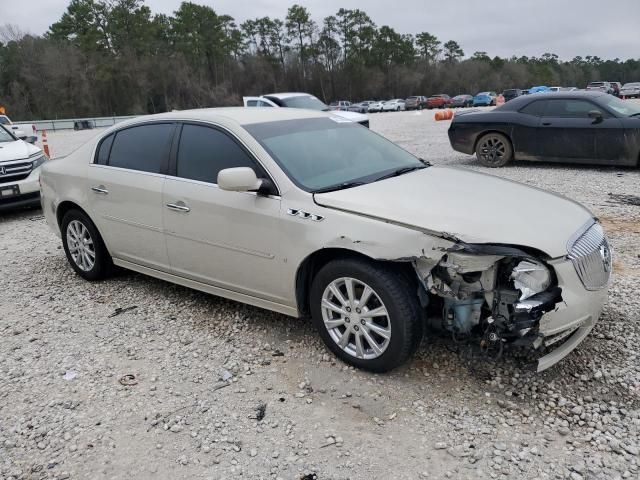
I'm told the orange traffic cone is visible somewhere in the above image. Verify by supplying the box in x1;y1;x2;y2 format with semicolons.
42;129;51;157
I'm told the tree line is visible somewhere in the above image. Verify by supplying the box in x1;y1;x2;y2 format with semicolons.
1;0;639;121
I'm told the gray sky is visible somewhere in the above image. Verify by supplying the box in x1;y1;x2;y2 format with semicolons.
2;0;639;60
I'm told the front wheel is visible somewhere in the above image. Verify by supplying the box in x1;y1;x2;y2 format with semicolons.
475;132;513;167
61;209;113;280
310;258;423;372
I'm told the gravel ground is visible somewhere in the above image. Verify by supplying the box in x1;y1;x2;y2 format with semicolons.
1;110;639;480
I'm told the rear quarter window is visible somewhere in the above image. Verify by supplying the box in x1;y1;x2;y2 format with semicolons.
519;100;546;117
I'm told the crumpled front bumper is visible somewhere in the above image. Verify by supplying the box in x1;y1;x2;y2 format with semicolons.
535;258;608;372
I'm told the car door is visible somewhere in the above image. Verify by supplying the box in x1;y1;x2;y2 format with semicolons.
162;122;285;303
538;99;598;161
88;122;175;270
243;97;277;107
592;111;626;163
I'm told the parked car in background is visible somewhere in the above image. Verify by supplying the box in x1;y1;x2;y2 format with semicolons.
610;82;622;97
404;96;428;110
329;101;352;111
586;82;613;94
427;94;452;109
620;82;640;98
521;89;530;95
549;87;562;92
40;107;610;373
0;125;47;211
502;89;522;102
382;99;406;112
243;93;369;127
449;95;473;108
348;101;375;113
0;115;28;140
529;86;551;94
367;100;386;113
560;87;579;92
472;92;496;107
448;91;640;167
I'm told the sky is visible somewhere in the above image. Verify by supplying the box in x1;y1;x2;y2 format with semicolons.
1;0;639;60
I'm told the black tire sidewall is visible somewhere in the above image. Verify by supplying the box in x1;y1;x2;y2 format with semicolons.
61;210;111;280
310;259;423;372
476;133;513;167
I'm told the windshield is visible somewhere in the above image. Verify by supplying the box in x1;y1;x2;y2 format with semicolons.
476;92;490;96
245;118;424;192
603;96;640;117
0;125;16;142
280;95;330;111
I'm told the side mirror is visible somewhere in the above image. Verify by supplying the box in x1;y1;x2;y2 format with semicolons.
25;135;38;144
217;167;262;192
588;110;603;122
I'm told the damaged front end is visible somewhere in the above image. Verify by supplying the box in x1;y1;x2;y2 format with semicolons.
414;245;563;365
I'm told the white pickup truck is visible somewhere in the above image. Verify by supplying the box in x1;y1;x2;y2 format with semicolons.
0;115;35;140
243;92;369;128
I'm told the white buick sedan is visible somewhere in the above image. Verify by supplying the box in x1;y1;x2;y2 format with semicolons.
40;108;611;372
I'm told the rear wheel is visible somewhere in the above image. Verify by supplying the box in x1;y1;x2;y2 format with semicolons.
310;258;423;372
476;132;513;167
61;209;113;280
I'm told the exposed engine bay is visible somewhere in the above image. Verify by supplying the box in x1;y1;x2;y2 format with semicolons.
414;248;563;362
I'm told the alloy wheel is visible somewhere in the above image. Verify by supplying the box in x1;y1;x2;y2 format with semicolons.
66;220;96;271
478;136;507;165
321;277;391;360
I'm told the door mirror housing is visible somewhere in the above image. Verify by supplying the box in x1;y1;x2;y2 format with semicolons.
217;167;263;192
588;110;603;122
25;135;38;144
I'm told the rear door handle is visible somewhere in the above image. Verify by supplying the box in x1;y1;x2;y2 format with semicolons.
166;202;190;213
542;122;552;126
91;185;109;194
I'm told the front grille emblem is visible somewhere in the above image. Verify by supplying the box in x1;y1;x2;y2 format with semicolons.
0;166;5;175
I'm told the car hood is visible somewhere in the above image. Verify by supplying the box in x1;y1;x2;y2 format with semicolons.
313;166;593;258
331;110;368;122
0;139;40;162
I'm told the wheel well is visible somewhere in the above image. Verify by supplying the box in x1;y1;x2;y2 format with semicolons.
294;248;416;316
473;130;514;154
56;201;89;228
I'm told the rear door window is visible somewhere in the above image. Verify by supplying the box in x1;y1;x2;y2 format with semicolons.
176;124;267;184
108;123;174;173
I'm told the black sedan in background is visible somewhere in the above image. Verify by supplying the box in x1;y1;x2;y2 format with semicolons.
450;94;474;108
448;92;640;167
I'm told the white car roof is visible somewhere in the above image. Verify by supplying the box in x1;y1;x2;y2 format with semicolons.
263;92;314;99
105;107;329;130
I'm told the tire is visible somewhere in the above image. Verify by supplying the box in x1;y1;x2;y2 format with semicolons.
396;107;400;111
475;132;513;167
61;209;113;280
310;258;423;372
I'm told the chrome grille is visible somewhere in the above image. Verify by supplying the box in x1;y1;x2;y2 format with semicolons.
567;222;611;290
0;161;33;184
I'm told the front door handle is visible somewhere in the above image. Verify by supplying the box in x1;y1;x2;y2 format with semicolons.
166;202;190;213
542;122;552;126
91;185;109;194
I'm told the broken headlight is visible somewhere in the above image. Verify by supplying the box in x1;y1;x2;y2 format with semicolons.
510;260;551;300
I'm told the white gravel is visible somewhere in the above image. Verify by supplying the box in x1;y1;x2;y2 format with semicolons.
1;111;638;480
